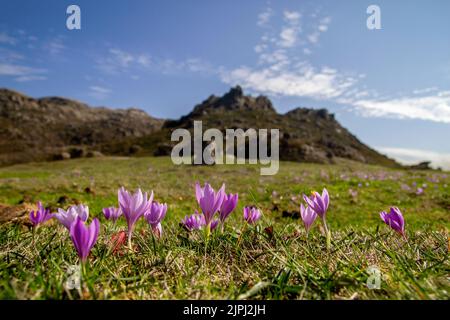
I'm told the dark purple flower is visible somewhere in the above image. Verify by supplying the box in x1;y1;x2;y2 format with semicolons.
118;187;153;246
195;182;225;227
219;193;238;222
243;207;262;224
102;207;122;222
69;217;100;262
300;204;317;234
380;207;405;236
54;204;89;229
29;201;53;226
181;211;219;232
144;201;168;238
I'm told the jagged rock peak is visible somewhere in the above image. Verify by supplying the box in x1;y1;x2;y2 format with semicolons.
192;85;276;115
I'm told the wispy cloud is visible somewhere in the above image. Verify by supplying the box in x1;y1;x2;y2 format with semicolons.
96;47;214;77
0;63;47;82
222;63;356;99
307;17;331;44
224;6;450;125
222;7;351;101
257;6;273;27
0;32;17;45
376;146;450;170
89;85;111;100
278;11;301;48
96;48;152;75
345;90;450;123
43;36;66;55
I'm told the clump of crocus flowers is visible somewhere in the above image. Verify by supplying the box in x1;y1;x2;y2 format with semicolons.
28;182;410;266
243;206;262;225
181;211;219;232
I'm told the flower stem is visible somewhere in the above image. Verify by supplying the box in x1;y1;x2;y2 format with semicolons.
322;217;331;251
127;231;133;251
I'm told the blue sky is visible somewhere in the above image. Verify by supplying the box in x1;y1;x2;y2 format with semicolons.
1;0;450;168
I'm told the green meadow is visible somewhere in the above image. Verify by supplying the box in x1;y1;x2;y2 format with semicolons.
0;157;448;299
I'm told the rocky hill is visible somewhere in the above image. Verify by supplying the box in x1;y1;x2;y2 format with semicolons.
0;88;163;165
0;86;398;167
162;86;398;167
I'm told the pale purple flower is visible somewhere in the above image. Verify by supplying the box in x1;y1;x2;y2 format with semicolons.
195;182;225;226
243;207;262;224
303;188;329;219
416;187;424;195
54;204;89;229
29;201;53;226
144;201;168;238
303;188;330;235
300;204;317;234
118;187;153;246
69;217;100;262
380;207;405;236
219;193;238;222
102;207;122;222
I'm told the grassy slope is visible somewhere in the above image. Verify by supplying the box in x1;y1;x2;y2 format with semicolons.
0;157;448;299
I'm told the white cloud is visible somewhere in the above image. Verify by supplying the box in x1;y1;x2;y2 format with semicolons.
44;37;66;55
89;86;111;100
279;28;297;48
283;10;301;23
0;63;47;81
97;48;150;74
376;147;450;170
278;11;301;48
257;7;273;27
222;8;353;101
221;63;356;100
350;91;450;123
307;16;331;44
97;47;213;77
0;32;17;45
15;75;47;82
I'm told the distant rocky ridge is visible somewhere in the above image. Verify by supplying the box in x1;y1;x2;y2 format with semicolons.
0;86;398;167
0;88;164;165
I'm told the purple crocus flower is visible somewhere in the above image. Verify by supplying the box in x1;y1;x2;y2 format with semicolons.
300;204;317;234
303;188;330;234
29;201;53;226
54;204;89;229
181;212;219;232
219;193;238;222
303;188;329;218
118;187;153;247
144;201;168;238
380;207;406;237
102;207;122;223
195;182;225;227
69;217;100;262
243;207;262;224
